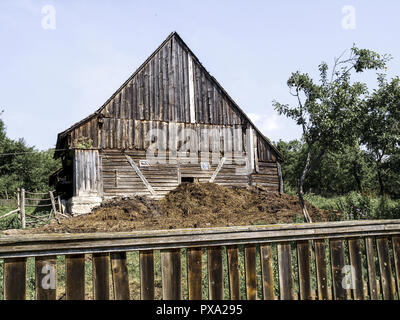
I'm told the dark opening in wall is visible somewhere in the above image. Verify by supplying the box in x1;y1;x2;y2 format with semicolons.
181;177;195;183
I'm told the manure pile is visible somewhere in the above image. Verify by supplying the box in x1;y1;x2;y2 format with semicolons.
23;183;331;234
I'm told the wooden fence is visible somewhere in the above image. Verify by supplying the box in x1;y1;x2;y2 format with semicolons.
0;188;64;228
0;219;399;300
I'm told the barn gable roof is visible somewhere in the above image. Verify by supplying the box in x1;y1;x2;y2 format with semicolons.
56;32;283;160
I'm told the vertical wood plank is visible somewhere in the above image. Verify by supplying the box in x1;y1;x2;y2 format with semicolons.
348;238;365;300
277;242;295;300
66;254;85;300
376;237;395;300
314;239;329;300
260;244;275;300
226;245;240;300
35;256;56;300
187;247;202;300
161;249;181;300
244;244;257;300
110;252;130;300
365;237;379;300
139;250;155;300
392;236;400;300
20;188;26;229
297;241;312;300
4;257;26;300
92;253;110;300
330;239;347;300
207;246;224;300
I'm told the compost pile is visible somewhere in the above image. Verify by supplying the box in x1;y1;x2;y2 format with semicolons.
22;183;331;234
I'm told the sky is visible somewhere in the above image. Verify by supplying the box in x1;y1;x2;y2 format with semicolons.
0;0;399;150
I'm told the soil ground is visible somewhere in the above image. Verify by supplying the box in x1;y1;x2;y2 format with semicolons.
20;183;334;234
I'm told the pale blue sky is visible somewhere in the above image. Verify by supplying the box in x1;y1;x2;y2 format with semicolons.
0;0;399;150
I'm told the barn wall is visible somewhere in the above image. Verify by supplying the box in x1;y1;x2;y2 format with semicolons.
65;34;279;162
73;149;102;197
100;149;279;199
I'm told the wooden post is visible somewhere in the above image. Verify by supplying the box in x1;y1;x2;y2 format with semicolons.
20;188;26;229
57;195;63;214
49;191;57;217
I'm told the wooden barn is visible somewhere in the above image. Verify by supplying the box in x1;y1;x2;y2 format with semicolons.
51;32;284;214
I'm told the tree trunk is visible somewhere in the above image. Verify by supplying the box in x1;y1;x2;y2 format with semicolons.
298;150;313;223
376;162;385;196
352;161;363;193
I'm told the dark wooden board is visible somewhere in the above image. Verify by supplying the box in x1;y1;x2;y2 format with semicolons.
110;251;130;300
187;247;202;300
348;238;365;300
244;244;257;300
392;236;400;300
4;257;26;300
260;244;275;300
376;237;395;300
329;239;347;300
140;250;155;300
161;248;181;300
297;241;312;300
93;252;110;300
207;246;224;300
314;239;329;300
277;242;294;300
66;254;85;300
226;245;240;300
35;255;57;300
365;237;379;300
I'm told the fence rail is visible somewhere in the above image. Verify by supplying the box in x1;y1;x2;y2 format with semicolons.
0;188;62;228
0;219;399;300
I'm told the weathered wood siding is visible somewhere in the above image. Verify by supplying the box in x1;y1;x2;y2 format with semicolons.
73;150;102;197
56;33;282;197
64;34;279;163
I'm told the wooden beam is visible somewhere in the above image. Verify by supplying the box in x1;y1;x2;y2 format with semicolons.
188;55;196;123
209;157;226;183
124;154;156;195
1;219;400;258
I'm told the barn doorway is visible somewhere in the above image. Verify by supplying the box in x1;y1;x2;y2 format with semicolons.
181;177;195;183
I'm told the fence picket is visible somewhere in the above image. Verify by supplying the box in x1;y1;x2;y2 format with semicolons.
110;252;130;300
330;239;347;300
277;242;295;300
314;239;329;300
161;248;181;300
35;256;57;300
260;244;275;300
392;236;400;299
4;257;26;300
66;254;85;300
365;237;379;300
226;245;240;300
139;250;154;300
376;236;395;300
187;247;202;300
348;238;365;300
244;244;257;300
93;253;110;300
207;246;224;300
297;241;312;300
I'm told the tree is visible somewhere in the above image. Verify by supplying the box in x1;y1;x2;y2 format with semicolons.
361;76;400;195
273;47;389;222
0;114;61;196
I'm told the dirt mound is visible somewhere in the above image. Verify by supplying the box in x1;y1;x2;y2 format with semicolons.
23;183;330;234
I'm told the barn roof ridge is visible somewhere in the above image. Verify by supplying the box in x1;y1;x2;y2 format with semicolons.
56;31;283;160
